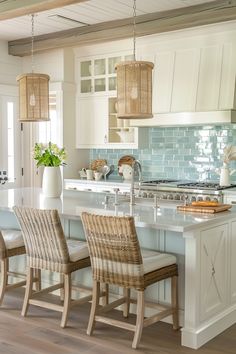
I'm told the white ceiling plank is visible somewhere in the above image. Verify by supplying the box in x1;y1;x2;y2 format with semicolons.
0;0;232;41
0;0;88;20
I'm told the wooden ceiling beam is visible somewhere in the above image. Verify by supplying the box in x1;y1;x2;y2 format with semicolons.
0;0;87;20
8;0;236;57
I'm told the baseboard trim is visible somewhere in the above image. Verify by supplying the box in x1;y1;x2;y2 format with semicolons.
181;305;236;349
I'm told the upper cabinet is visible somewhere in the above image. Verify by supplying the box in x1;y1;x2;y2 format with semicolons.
75;50;147;149
78;54;133;95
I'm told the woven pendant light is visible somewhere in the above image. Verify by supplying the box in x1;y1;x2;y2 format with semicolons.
115;0;154;119
16;14;50;122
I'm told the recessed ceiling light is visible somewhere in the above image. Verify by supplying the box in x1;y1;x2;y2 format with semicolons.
49;15;88;26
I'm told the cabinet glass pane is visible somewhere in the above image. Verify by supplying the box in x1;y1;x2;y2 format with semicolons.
109;77;116;91
80;61;91;77
94;59;106;76
81;79;92;93
108;56;121;74
94;78;106;92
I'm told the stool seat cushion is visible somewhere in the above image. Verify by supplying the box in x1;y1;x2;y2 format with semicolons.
141;249;176;274
67;239;89;262
1;230;24;250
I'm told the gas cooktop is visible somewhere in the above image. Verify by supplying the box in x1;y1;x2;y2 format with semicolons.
141;179;236;190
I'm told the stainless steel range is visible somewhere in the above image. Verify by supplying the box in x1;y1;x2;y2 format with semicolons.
135;179;236;203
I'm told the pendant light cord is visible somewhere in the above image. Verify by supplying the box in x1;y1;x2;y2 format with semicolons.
133;0;136;61
31;14;35;73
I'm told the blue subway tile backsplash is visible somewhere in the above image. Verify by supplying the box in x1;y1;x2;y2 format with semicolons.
89;125;236;182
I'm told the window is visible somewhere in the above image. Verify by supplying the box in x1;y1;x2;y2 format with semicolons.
38;93;61;146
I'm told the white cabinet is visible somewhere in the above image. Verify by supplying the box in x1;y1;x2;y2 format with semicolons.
200;224;228;322
230;221;236;304
76;95;148;149
76;96;108;147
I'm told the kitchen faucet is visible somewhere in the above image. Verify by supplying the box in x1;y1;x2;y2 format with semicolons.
130;160;142;206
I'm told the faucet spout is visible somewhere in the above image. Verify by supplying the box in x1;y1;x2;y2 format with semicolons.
130;160;142;206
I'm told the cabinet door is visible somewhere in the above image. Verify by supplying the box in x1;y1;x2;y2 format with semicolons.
230;221;236;304
76;96;108;147
171;48;199;112
200;224;228;322
196;45;222;111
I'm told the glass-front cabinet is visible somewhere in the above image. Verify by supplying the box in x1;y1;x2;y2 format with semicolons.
76;52;147;149
79;54;133;94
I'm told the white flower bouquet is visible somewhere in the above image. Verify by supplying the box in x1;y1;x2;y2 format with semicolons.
222;145;236;164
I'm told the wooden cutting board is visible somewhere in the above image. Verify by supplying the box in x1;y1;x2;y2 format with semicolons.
177;204;232;214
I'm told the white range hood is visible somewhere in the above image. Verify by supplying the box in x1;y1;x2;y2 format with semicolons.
130;110;236;127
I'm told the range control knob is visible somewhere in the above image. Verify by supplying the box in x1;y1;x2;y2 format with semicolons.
191;196;196;202
197;196;203;201
141;191;147;198
167;194;173;200
205;196;211;201
148;192;154;198
162;194;167;199
174;194;180;200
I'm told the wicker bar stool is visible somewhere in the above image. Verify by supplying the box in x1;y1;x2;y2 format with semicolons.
0;229;26;305
81;212;179;349
13;206;91;328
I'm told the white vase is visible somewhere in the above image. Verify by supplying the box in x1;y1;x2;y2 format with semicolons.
42;166;62;198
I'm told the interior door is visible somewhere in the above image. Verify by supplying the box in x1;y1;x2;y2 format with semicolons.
0;95;22;189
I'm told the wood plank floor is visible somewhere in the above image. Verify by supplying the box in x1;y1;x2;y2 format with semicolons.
0;288;235;354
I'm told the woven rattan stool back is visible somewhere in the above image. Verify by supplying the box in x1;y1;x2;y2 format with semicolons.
13;207;70;272
81;212;145;289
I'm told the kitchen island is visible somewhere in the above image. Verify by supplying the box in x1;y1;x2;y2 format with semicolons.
0;187;235;349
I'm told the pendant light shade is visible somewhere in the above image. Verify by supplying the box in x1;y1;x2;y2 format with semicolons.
17;73;50;122
115;0;154;119
115;61;154;119
17;14;50;122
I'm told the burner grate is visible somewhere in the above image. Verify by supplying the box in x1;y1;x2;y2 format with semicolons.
177;182;236;190
142;179;179;184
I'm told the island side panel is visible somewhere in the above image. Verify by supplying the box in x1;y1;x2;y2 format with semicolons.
182;219;236;349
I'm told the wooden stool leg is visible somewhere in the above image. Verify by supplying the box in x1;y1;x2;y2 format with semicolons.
87;280;100;336
123;287;130;318
101;283;109;306
34;269;41;291
171;275;179;330
0;259;8;305
132;290;144;349
21;267;33;317
61;273;71;328
60;273;64;301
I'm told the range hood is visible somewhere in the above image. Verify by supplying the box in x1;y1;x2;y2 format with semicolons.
130;110;236;127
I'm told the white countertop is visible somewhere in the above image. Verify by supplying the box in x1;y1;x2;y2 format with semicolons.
0;187;236;233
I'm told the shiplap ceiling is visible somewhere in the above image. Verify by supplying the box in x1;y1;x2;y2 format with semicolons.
0;0;218;41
